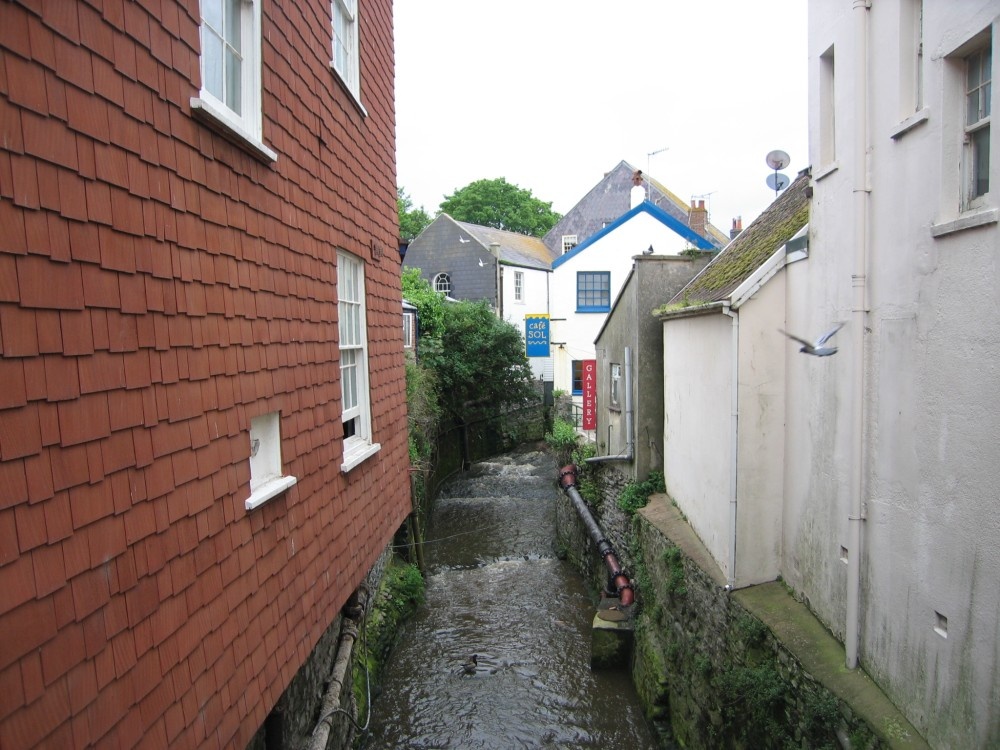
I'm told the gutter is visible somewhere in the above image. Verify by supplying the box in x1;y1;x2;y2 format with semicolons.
846;0;871;671
722;303;739;589
586;346;634;464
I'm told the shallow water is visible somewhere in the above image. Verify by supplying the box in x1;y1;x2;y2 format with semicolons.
362;447;658;749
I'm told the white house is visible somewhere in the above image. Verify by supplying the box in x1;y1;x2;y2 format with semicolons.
786;3;999;747
659;171;810;591
550;194;715;413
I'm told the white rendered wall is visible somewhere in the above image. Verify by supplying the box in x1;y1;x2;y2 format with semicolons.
734;277;786;587
793;3;1000;747
502;266;550;380
662;312;732;578
551;211;693;394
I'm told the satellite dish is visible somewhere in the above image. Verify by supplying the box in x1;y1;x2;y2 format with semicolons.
767;173;790;191
766;150;790;170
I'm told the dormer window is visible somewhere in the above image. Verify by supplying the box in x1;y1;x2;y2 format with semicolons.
561;235;578;254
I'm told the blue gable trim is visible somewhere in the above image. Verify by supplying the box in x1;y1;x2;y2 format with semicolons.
551;200;714;269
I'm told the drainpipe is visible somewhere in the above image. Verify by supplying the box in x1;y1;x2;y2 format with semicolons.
846;0;871;671
722;303;739;590
310;585;370;750
585;347;633;463
558;465;635;606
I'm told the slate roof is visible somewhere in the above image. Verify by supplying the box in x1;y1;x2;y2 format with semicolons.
664;169;811;307
542;161;730;254
455;218;558;270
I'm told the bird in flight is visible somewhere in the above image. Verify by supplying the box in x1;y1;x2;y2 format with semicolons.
779;322;845;356
459;236;470;243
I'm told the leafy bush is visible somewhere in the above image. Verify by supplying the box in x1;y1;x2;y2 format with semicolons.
617;471;666;515
419;300;537;420
546;418;579;463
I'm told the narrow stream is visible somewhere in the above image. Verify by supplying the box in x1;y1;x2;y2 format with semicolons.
362;445;658;749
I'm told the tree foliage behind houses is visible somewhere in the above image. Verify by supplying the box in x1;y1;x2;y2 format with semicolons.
439;177;561;237
402;269;536;420
398;187;433;241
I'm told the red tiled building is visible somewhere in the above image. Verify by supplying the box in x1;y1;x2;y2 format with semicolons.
0;0;410;746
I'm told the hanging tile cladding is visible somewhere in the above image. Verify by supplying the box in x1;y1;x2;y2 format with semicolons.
0;0;408;748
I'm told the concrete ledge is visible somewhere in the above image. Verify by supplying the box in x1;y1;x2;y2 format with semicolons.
639;495;929;750
736;583;929;750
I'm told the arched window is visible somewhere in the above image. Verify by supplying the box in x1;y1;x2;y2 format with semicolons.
433;273;451;295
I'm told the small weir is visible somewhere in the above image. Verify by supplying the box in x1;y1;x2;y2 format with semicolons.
362;446;657;749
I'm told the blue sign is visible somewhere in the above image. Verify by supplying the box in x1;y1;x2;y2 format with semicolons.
525;314;550;357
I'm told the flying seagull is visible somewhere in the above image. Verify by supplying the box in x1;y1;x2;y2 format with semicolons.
779;322;845;356
459;236;470;243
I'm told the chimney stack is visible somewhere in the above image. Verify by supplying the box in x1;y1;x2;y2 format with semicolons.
689;199;708;238
730;216;743;240
630;170;645;209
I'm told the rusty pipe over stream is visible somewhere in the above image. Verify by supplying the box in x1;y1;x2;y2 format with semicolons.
558;465;634;607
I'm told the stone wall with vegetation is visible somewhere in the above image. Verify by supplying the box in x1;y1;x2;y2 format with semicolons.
553;448;888;749
630;513;884;750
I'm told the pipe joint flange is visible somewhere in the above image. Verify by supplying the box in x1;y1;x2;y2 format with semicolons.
558;465;578;489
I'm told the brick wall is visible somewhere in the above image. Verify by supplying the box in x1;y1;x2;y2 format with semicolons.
0;1;409;747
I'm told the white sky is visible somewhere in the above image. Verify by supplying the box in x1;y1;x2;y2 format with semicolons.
393;0;809;232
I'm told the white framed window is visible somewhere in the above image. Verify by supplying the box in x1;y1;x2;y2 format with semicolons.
899;0;924;116
331;0;361;103
191;0;276;161
561;235;578;254
339;250;380;471
246;411;297;510
819;45;836;168
513;271;524;302
433;272;451;295
402;310;415;349
610;363;621;410
965;39;992;207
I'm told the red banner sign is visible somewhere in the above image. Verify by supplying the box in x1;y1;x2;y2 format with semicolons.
582;359;597;431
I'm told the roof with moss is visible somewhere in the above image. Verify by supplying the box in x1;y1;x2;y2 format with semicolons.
663;170;810;308
455;218;558;270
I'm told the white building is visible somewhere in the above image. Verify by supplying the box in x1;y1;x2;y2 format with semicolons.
550;195;714;411
788;4;998;747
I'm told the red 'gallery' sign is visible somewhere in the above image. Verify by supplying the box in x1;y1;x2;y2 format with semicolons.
582;359;597;431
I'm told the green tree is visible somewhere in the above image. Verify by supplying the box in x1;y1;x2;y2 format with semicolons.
420;300;536;418
398;187;432;241
439;178;561;237
401;267;446;340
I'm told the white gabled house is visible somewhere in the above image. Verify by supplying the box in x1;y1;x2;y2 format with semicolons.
550;195;715;412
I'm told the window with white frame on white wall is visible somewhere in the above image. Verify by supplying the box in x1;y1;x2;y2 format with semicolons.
819;44;836;169
513;270;524;302
339;250;380;471
561;235;578;254
191;0;276;160
246;411;297;510
964;36;992;208
332;0;361;103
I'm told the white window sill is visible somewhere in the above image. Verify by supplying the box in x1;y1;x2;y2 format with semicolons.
329;65;368;117
814;161;839;181
931;207;998;237
890;108;930;140
190;96;278;163
341;440;381;473
245;474;297;511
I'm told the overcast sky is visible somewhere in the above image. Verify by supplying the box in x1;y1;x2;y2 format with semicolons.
393;1;808;234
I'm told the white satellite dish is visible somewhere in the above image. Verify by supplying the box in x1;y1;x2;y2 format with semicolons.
766;150;791;171
767;173;790;191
